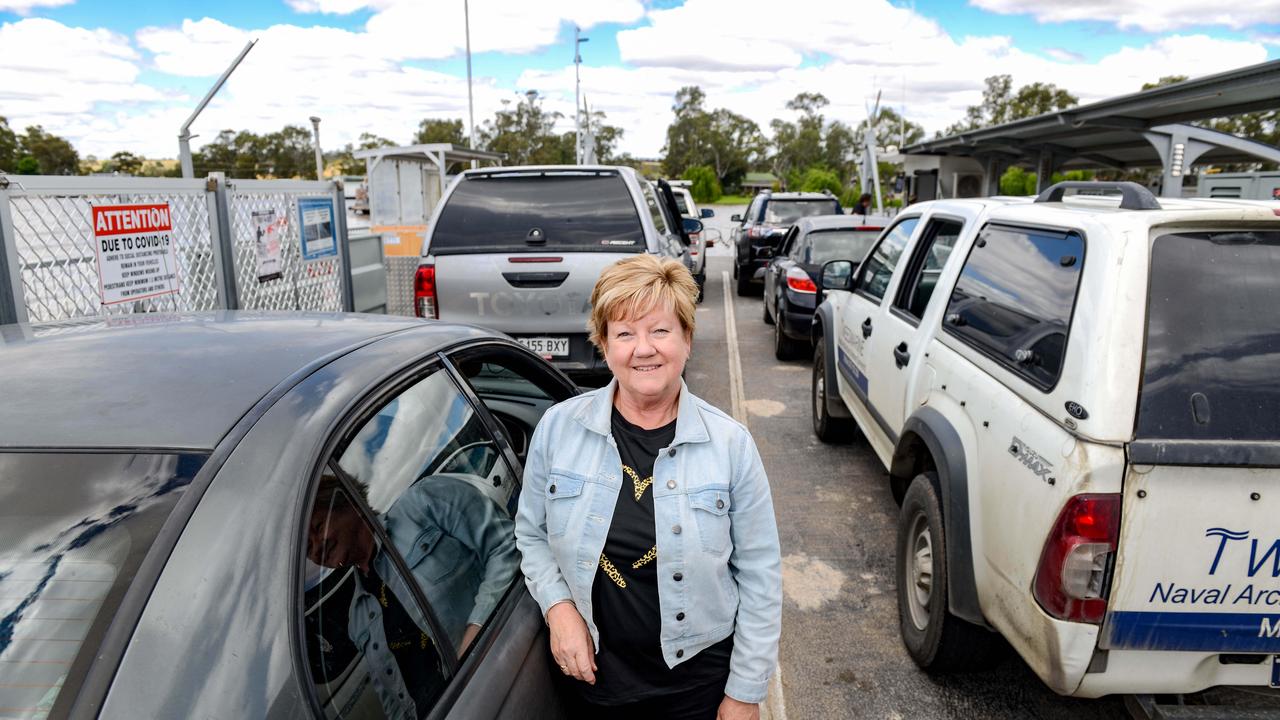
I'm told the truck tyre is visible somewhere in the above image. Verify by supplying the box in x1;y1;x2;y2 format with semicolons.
812;343;853;442
695;272;706;304
774;306;802;360
763;295;774;325
897;473;1003;672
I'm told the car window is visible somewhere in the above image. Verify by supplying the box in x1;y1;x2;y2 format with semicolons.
303;472;451;720
855;217;919;302
763;199;840;225
894;219;964;321
0;452;205;719
429;172;645;254
331;368;521;659
788;231;806;261
943;224;1085;390
1137;231;1280;444
673;191;691;215
806;228;882;266
641;182;671;234
746;196;764;223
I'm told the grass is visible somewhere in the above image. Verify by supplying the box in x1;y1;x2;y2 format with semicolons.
711;194;753;205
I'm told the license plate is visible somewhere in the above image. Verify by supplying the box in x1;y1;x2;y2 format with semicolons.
517;336;570;357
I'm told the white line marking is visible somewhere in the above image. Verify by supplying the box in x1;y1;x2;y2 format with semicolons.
721;269;788;720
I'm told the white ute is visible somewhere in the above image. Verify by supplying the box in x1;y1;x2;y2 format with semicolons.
809;182;1280;714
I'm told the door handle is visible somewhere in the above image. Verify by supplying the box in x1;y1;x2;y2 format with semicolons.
861;318;873;338
893;342;911;369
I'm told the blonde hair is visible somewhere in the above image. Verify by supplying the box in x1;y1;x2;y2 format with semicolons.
588;254;697;351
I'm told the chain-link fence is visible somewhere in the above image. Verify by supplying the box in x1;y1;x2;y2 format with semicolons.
0;174;353;326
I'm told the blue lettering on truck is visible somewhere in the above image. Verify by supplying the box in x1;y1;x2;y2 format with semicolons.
1105;611;1280;652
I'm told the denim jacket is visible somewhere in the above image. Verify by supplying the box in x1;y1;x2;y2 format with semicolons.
514;379;782;704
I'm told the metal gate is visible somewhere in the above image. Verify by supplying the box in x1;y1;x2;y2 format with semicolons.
0;173;353;326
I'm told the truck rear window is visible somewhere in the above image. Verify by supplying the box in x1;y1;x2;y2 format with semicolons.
0;452;205;718
1137;231;1280;446
429;173;646;254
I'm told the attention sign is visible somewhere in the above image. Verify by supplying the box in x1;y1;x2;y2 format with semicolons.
92;203;181;305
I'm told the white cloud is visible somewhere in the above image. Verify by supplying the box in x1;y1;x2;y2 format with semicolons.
969;0;1280;33
0;0;72;15
1044;47;1084;62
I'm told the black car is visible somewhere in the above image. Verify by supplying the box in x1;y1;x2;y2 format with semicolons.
730;190;842;296
0;312;578;719
762;216;884;359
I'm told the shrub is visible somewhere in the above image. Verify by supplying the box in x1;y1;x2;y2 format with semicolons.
682;165;722;204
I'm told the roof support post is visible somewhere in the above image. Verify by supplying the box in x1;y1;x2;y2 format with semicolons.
1143;127;1189;198
1035;148;1058;193
982;155;1004;196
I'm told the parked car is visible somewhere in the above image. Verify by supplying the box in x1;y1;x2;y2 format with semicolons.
730;190;842;296
809;182;1280;712
667;183;717;295
0;312;580;719
414;166;699;376
762;216;884;360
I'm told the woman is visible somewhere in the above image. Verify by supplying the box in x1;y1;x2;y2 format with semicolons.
515;254;782;720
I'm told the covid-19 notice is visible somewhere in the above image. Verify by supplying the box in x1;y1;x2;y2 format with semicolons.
92;203;181;305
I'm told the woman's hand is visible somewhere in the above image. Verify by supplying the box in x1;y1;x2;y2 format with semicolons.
547;602;596;685
717;696;760;720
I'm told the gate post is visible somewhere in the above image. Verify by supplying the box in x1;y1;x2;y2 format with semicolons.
0;176;28;325
207;172;240;310
332;179;355;312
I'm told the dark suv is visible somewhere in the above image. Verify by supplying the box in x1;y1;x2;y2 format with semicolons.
730;190;842;295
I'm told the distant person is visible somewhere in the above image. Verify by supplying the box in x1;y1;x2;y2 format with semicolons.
851;193;873;218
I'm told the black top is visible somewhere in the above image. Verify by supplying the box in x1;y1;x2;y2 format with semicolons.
356;558;447;718
581;407;733;705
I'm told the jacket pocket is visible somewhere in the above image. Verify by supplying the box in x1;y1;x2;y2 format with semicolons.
689;486;731;554
401;526;464;584
545;470;587;538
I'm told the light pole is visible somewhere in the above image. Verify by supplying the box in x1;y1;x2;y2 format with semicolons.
309;116;324;180
178;39;257;178
574;28;589;164
464;0;476;151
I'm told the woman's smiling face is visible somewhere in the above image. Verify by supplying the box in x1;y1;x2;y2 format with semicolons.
604;302;690;402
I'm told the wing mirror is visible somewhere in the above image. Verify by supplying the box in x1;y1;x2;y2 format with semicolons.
681;217;704;236
700;208;715;218
817;260;855;304
730;214;742;222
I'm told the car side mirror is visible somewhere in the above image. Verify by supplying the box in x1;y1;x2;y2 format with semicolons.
820;260;855;292
700;208;715;218
730;214;742;222
681;217;704;236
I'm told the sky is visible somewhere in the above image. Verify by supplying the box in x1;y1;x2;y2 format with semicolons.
1;0;1278;161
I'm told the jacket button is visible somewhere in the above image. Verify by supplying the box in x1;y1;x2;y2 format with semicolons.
716;499;725;509
549;484;556;493
667;480;676;490
676;649;684;658
676;612;685;621
672;524;682;534
673;572;683;581
668;448;677;457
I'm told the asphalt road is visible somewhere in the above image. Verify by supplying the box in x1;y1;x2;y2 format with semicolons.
682;205;1128;720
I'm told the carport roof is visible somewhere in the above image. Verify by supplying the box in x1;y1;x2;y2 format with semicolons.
903;59;1280;170
353;143;505;166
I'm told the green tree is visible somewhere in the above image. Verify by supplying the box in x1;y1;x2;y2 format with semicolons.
662;86;712;178
0;117;18;173
661;86;766;190
329;132;395;176
941;75;1077;136
682;165;722;203
795;166;842;194
20;125;80;175
106;151;143;176
15;156;39;174
414;118;467;146
478;91;565;166
857;107;925;150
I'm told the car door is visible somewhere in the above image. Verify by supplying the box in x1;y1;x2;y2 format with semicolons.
833;215;921;461
864;216;965;433
766;227;798;313
297;341;577;720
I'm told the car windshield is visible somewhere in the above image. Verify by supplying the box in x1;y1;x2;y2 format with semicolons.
673;192;691;215
806;229;882;265
764;199;840;225
1137;231;1280;445
0;452;206;717
430;172;645;254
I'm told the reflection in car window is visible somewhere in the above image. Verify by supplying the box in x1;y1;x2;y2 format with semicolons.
896;219;963;321
806;229;882;266
0;452;205;719
856;218;919;302
763;200;840;225
335;370;520;659
304;475;449;720
451;348;569;468
943;224;1085;389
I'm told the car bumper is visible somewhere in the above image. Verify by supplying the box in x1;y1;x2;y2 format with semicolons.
779;304;813;341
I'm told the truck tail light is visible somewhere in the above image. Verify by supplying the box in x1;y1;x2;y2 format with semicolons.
414;264;438;319
785;266;817;294
748;226;769;239
1033;494;1121;624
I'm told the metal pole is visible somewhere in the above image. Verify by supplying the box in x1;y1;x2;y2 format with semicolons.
310;116;324;180
464;0;476;150
574;26;581;164
179;39;257;179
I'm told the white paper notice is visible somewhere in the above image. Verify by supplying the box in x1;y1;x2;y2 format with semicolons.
92;203;180;305
253;209;283;283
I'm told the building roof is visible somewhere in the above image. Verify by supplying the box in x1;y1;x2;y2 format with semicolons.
0;312;492;450
742;172;779;185
903;59;1280;171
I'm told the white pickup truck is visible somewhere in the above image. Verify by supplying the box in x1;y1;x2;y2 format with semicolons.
809;182;1280;713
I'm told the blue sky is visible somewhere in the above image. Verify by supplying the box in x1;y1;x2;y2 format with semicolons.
1;0;1277;159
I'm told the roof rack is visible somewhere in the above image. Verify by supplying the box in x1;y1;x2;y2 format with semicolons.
1034;181;1161;211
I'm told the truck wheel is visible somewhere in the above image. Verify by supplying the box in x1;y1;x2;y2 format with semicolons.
812;344;853;442
897;473;1003;672
695;273;706;304
762;295;774;325
774;307;802;360
736;268;754;296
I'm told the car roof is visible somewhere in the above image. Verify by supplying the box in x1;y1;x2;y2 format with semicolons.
458;164;636;178
766;192;836;201
0;312;491;451
795;215;886;233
